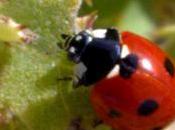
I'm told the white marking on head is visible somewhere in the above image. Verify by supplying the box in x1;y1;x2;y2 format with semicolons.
121;45;130;58
69;47;76;53
85;29;92;34
87;36;93;43
92;29;107;38
107;65;120;78
75;35;82;41
141;59;153;71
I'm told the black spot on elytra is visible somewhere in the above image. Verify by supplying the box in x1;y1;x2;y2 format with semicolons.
119;54;138;78
152;126;163;130
164;58;174;77
138;99;159;116
108;109;122;118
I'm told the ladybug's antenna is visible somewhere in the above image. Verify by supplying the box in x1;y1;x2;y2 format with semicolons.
58;33;73;50
61;34;70;40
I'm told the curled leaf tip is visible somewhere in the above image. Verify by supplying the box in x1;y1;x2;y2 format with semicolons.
0;15;38;44
19;28;38;44
75;11;98;32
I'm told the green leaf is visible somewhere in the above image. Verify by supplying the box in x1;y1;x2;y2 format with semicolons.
0;0;111;130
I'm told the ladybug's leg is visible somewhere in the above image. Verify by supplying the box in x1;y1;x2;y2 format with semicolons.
92;118;103;128
73;71;89;87
119;54;138;78
73;69;94;87
74;61;106;87
78;68;101;86
73;62;88;88
68;117;85;130
72;75;82;88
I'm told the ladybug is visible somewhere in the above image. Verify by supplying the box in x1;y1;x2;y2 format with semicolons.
62;28;175;130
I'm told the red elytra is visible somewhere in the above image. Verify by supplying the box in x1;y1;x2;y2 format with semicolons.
90;31;175;130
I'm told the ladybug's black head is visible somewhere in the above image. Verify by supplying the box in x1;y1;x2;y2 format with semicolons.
62;31;92;63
